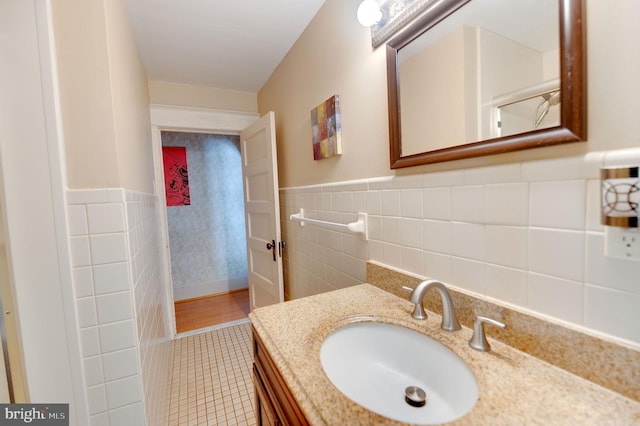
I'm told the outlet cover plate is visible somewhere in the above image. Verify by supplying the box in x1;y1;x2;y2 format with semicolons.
605;227;640;260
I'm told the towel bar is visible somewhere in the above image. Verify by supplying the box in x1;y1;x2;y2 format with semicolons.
289;209;368;239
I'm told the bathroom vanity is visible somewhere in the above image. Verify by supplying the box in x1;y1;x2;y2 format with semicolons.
253;325;307;425
249;283;640;425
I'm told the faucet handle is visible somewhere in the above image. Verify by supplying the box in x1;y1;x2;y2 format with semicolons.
469;316;506;352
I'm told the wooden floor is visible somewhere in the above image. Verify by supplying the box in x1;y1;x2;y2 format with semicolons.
174;289;250;334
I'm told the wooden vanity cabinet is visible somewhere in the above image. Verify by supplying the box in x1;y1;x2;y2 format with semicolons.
252;326;309;426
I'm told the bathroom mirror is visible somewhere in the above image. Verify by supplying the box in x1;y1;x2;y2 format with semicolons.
387;0;586;168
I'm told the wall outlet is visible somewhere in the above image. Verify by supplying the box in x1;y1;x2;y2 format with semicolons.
605;227;640;260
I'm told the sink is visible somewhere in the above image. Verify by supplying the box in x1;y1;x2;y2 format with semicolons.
320;321;478;425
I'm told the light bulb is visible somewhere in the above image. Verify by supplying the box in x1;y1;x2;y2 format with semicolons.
357;0;382;27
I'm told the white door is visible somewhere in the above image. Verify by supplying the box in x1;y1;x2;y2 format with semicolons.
240;112;284;309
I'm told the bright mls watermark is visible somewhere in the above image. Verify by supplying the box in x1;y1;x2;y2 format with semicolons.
0;404;68;425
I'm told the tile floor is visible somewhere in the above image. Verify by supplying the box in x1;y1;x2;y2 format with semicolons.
167;320;256;425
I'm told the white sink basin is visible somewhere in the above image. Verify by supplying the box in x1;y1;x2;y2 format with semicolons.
320;321;478;425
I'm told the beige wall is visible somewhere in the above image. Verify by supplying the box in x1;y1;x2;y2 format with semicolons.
149;81;258;113
259;0;640;188
54;0;154;193
258;0;389;187
105;0;154;194
53;0;119;189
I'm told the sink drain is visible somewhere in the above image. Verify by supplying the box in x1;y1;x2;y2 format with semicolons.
404;386;427;407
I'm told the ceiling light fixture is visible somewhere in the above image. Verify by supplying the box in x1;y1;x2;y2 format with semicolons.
357;0;382;27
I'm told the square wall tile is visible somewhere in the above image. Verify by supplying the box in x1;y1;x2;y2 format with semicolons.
423;187;451;221
529;228;585;282
67;205;88;236
450;257;485;294
73;267;94;298
353;192;367;212
380;217;401;245
368;240;384;263
106;375;143;409
401;218;423;249
70;236;91;267
485;226;528;269
87;203;126;234
108;402;146;426
84;356;104;387
103;348;139;381
485;183;528;225
528;273;583;324
422;252;451;282
382;190;401;216
585;285;640;342
400;189;423;218
93;263;131;295
529;180;586;230
401;247;423;276
366;191;382;215
485;265;528;307
341;192;354;213
451;222;484;261
90;234;128;265
86;385;107;416
451;185;485;223
80;327;101;358
423;220;451;254
331;192;343;212
382;243;402;267
89;413;109;426
585;179;605;232
96;292;133;324
321;193;331;211
76;297;98;328
99;320;136;353
342;234;357;257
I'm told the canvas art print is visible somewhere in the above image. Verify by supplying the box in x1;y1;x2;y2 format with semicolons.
162;146;191;206
311;95;342;160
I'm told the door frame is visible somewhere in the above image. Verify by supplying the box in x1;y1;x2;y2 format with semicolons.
149;105;259;337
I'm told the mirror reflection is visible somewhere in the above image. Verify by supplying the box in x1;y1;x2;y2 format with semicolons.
398;0;559;156
496;80;560;139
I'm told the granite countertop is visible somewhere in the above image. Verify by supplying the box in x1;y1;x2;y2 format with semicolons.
249;284;640;425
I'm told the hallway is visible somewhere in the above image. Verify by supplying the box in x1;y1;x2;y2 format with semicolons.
168;321;255;425
174;289;250;334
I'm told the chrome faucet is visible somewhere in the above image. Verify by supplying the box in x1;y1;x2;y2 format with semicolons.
408;280;461;332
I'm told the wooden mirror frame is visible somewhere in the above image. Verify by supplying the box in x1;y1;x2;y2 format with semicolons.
387;0;586;169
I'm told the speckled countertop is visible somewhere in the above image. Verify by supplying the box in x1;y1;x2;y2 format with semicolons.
249;284;640;425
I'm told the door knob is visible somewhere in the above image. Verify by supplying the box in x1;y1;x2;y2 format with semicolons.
266;240;276;261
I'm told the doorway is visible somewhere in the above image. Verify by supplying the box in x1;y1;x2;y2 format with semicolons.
160;131;250;333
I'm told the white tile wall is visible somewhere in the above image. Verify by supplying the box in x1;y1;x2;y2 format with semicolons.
280;148;640;345
67;189;171;426
126;190;172;426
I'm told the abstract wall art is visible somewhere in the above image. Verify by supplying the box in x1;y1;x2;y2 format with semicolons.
310;95;342;160
162;146;191;206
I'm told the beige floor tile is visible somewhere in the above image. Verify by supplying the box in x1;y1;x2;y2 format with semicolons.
168;321;255;426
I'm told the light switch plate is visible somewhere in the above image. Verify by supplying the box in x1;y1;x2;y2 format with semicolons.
605;227;640;260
